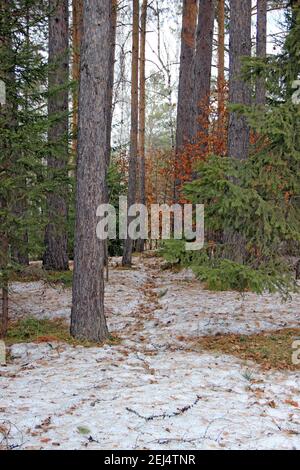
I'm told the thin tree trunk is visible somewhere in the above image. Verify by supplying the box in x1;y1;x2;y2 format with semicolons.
228;0;252;160
106;0;117;169
0;0;11;338
0;233;8;339
176;0;198;152
217;0;225;133
136;0;148;253
71;0;111;342
11;1;30;266
104;0;117;275
71;0;83;156
43;0;69;271
256;0;267;106
122;0;139;267
191;0;215;143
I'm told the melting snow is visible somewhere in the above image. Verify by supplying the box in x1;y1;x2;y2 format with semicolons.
0;255;300;450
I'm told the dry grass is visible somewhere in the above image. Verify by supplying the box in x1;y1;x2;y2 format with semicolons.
195;328;300;371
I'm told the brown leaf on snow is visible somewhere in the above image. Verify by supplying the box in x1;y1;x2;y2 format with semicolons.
284;399;299;408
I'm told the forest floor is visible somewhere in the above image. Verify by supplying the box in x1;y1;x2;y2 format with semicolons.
1;254;300;450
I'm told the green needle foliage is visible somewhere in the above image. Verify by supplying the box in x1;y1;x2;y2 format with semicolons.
162;3;300;297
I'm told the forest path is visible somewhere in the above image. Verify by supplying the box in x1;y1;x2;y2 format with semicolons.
1;254;300;450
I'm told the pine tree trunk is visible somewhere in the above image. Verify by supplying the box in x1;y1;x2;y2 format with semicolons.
0;0;11;338
191;0;215;143
43;0;69;271
217;0;226;134
71;0;111;343
176;0;198;152
11;2;30;266
106;0;117;169
122;0;139;267
136;0;147;253
228;0;252;160
256;0;267;106
72;0;83;156
104;0;117;270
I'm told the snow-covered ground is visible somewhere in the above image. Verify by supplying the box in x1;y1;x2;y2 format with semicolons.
1;255;300;450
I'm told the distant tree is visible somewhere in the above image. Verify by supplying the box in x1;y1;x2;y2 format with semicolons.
176;0;198;153
256;0;267;106
190;0;215;143
122;0;140;267
0;0;11;337
72;0;83;155
228;0;252;160
136;0;148;253
43;0;69;271
217;0;226;132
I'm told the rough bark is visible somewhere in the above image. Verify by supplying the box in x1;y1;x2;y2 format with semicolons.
104;0;117;274
0;0;10;338
176;0;198;152
122;0;139;267
217;0;225;132
43;0;69;271
256;0;267;106
71;0;111;342
71;0;83;156
106;0;117;169
136;0;147;253
11;3;30;267
190;0;215;142
228;0;252;160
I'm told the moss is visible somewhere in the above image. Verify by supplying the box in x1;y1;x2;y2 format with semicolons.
6;317;120;348
9;266;73;288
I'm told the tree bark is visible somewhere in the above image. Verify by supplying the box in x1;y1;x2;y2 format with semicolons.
43;0;69;271
122;0;139;267
71;0;83;156
106;0;118;169
0;0;11;338
217;0;226;133
256;0;267;106
176;0;198;152
71;0;111;342
190;0;215;142
136;0;147;253
228;0;252;160
11;1;30;267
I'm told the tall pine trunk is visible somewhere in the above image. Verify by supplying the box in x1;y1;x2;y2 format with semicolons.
72;0;83;156
122;0;139;267
136;0;147;253
43;0;69;271
0;0;11;337
217;0;226;135
256;0;267;106
228;0;252;160
176;0;198;152
106;0;117;169
190;0;215;143
11;1;30;267
71;0;111;342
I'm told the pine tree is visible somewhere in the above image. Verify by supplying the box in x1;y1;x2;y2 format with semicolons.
0;0;51;337
71;0;111;342
256;0;267;106
43;0;69;271
190;0;215;143
136;0;148;253
122;0;140;267
228;0;252;160
176;0;198;153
